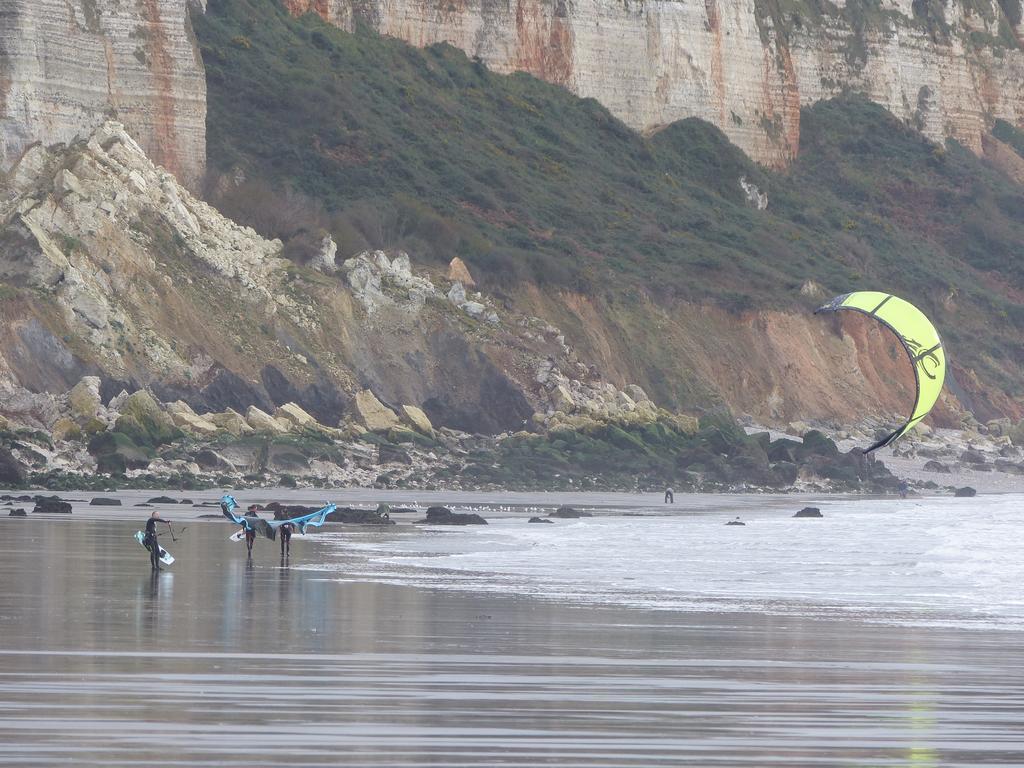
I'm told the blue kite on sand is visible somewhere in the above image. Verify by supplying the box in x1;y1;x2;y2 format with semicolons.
220;495;337;540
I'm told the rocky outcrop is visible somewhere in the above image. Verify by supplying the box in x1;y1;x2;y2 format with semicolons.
287;0;1024;167
416;506;488;525
0;0;206;188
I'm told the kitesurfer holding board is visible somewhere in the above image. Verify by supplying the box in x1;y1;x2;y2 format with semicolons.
141;511;173;570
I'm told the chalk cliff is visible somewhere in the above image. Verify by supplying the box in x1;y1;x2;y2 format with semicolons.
0;0;206;188
285;0;1024;165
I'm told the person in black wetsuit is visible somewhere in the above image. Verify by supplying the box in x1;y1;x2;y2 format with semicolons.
144;511;172;571
279;521;294;558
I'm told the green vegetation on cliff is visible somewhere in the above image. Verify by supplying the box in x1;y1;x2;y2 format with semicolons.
197;0;1024;406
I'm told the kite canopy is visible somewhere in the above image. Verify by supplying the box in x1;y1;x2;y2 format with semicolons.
815;291;945;454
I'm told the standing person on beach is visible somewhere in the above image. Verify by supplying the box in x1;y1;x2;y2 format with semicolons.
244;505;259;556
664;486;674;504
144;511;171;571
279;521;294;558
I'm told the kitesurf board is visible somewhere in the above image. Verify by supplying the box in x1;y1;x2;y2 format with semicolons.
135;530;174;565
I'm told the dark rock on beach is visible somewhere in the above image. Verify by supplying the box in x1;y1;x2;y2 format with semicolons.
89;497;122;506
725;518;745;526
529;517;554;524
548;506;592;518
416;506;487;525
327;507;396;525
960;450;987;465
9;508;26;516
147;496;179;504
954;487;977;497
923;460;951;473
794;507;823;518
32;496;71;514
0;447;26;487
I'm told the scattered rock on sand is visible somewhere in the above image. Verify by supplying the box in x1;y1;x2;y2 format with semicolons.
954;487;977;497
32;497;71;514
548;506;593;519
960;450;987;465
794;507;823;518
529;517;554;524
89;497;122;506
417;506;487;525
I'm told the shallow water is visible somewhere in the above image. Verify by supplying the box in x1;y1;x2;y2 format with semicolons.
0;492;1022;766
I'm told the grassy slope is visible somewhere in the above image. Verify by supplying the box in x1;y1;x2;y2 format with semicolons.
196;0;1024;405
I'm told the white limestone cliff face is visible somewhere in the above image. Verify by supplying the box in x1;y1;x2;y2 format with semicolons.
287;0;1024;165
0;0;206;189
0;120;282;382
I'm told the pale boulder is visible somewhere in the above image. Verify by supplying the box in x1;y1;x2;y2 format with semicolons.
353;390;400;432
400;405;434;435
68;376;103;422
208;409;255;436
275;402;317;428
447;256;476;287
623;384;651;404
246;406;289;434
553;384;575;414
52;416;83;442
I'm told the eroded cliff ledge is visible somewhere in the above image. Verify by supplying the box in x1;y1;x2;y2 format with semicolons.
286;0;1024;166
0;0;206;189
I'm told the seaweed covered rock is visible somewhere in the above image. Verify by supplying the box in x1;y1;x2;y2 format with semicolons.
88;432;154;473
794;507;823;518
529;517;554;523
89;497;121;506
33;496;71;514
328;507;396;525
417;506;487;525
549;506;592;518
114;391;182;446
0;447;26;487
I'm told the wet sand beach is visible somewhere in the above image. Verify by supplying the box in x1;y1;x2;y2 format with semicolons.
1;492;1022;766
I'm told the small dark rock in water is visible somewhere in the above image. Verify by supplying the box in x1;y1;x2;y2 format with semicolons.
9;508;26;517
794;507;823;518
528;517;554;524
725;518;745;526
32;496;71;514
147;496;178;504
549;506;593;519
135;503;152;507
89;497;122;506
954;486;977;498
179;499;193;505
416;506;487;525
197;514;223;519
923;460;951;473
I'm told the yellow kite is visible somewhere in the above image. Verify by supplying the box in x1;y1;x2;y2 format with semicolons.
815;291;946;453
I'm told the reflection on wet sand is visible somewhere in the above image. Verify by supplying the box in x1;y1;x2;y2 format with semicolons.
0;518;1021;766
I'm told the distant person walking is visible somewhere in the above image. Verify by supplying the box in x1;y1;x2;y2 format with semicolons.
244;505;259;556
144;511;171;571
279;522;294;558
664;487;674;504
